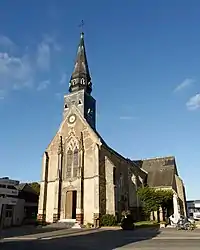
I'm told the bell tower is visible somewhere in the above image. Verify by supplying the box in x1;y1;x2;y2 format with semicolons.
63;32;96;129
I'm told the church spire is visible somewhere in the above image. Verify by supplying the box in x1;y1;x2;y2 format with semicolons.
69;32;92;94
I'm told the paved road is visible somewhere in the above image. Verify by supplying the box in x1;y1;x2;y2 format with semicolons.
121;239;200;249
1;227;200;249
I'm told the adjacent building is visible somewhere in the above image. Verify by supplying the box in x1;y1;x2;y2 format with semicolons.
0;177;38;228
135;157;187;220
0;177;19;228
38;32;187;226
187;200;200;220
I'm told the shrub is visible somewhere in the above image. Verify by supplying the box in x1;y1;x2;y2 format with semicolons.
101;214;117;226
85;222;93;228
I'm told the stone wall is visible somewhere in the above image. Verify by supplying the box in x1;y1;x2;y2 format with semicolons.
99;145;147;221
38;105;102;224
175;175;187;216
13;199;25;226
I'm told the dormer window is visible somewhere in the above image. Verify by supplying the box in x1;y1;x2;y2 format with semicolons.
87;108;93;116
81;78;85;85
71;79;76;86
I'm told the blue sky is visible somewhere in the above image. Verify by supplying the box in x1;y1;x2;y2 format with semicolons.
0;0;199;200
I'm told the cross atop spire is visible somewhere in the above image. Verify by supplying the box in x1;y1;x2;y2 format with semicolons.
78;20;84;33
69;32;92;94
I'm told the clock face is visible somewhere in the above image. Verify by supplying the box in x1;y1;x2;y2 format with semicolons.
68;114;76;124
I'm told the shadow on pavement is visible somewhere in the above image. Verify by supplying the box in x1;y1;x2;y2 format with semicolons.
1;226;160;250
0;225;66;239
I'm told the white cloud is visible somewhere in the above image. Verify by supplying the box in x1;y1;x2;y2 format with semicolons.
37;80;50;91
0;34;62;100
186;93;200;110
59;73;67;85
0;35;14;48
0;52;33;91
43;34;61;51
36;35;61;71
174;78;195;92
37;42;50;71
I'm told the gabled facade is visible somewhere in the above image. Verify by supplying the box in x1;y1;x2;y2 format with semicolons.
37;32;187;225
135;157;187;217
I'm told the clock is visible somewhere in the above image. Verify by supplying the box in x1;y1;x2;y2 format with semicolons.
68;114;76;124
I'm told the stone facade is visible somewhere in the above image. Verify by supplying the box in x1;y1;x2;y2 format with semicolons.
175;175;187;216
135;157;187;217
38;105;102;224
37;32;187;225
37;107;147;224
98;145;147;221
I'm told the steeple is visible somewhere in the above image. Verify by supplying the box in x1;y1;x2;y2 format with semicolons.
69;32;92;94
64;31;96;129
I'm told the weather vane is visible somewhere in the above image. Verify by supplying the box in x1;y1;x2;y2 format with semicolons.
79;20;84;33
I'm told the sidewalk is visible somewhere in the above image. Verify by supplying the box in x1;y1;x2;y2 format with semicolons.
0;225;65;239
0;225;97;242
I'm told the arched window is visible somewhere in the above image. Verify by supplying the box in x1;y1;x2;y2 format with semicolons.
66;149;73;178
81;78;85;85
73;147;79;177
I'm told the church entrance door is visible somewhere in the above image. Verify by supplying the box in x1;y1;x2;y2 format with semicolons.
65;191;77;219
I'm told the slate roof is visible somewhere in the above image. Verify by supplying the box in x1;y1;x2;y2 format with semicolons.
134;156;177;188
71;33;91;81
69;32;92;94
145;166;175;187
16;183;27;190
15;183;37;194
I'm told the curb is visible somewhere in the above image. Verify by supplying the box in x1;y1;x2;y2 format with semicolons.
0;228;97;242
153;236;200;240
1;237;37;242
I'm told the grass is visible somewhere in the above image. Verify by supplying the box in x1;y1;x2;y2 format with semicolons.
135;221;159;228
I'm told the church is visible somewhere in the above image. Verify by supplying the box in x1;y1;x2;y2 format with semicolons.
37;32;187;226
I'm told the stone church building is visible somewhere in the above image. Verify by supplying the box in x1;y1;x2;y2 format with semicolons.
38;32;187;225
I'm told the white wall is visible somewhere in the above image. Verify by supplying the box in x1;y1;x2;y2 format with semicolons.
105;157;115;215
84;178;94;223
46;182;55;222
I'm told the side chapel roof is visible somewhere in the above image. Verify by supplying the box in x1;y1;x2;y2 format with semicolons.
134;156;178;187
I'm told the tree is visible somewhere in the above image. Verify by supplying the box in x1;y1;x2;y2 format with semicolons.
137;186;159;218
137;186;173;219
155;189;173;210
29;182;40;195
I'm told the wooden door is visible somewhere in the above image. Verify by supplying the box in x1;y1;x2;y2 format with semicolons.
65;191;73;219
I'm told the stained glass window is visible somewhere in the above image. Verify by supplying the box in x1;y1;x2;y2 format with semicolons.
66;149;73;178
73;147;79;177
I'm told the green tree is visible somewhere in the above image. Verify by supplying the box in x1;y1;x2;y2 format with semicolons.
137;186;173;219
29;182;40;195
137;186;159;218
155;189;173;210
